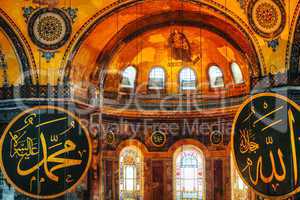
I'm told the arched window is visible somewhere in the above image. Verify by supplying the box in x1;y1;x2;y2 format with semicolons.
231;157;249;200
174;145;205;200
119;146;143;200
148;67;165;89
121;66;137;89
179;67;196;90
231;62;244;84
208;65;224;88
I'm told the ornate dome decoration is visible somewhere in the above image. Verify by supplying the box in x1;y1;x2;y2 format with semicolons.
27;8;72;50
247;0;286;38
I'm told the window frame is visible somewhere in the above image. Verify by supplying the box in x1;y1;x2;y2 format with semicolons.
230;62;244;85
179;67;197;92
119;146;143;200
148;66;166;91
120;65;138;90
231;156;250;200
208;65;225;89
173;145;206;200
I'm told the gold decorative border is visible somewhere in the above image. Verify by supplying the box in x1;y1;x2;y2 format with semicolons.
231;92;300;199
0;105;92;199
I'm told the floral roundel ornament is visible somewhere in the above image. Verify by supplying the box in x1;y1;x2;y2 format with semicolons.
0;106;92;199
247;0;286;38
231;93;300;198
28;8;72;50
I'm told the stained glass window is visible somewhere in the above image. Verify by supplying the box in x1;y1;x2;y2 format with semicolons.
119;147;143;200
149;67;165;89
180;68;196;90
208;66;224;88
231;157;249;200
174;146;205;200
231;62;244;84
121;66;137;89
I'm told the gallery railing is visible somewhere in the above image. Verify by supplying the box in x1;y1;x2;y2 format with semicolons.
0;73;297;109
0;84;71;100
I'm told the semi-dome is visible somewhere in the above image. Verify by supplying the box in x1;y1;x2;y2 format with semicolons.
101;25;251;113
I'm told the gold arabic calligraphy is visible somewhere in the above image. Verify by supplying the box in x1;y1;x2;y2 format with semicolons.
239;101;298;189
10;114;83;183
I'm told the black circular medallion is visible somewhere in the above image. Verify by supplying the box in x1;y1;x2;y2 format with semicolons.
151;131;166;147
105;131;115;145
210;130;223;145
28;8;72;50
0;106;92;199
232;93;300;198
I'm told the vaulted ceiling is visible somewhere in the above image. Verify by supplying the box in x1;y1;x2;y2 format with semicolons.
0;0;299;86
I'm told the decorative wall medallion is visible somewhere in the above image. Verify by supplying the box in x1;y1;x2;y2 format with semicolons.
105;131;115;145
232;93;300;198
151;131;166;147
247;0;286;38
28;8;72;50
0;106;92;199
210;130;223;145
